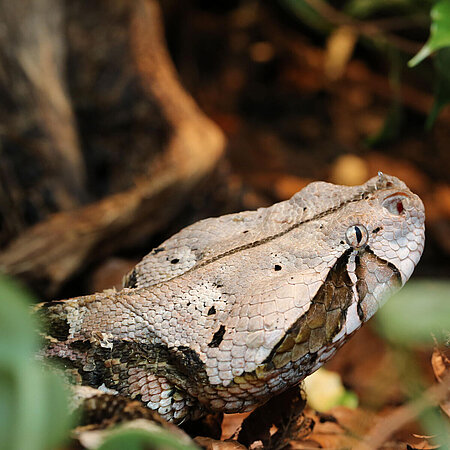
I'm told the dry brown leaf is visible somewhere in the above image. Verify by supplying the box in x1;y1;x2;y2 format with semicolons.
221;413;251;440
289;438;322;449
292;407;371;449
237;385;308;449
183;413;224;442
431;346;450;419
294;407;439;450
195;436;247;450
405;440;440;450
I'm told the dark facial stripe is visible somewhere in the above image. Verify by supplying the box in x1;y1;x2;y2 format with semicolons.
362;246;402;284
354;246;402;322
260;248;354;368
367;247;402;283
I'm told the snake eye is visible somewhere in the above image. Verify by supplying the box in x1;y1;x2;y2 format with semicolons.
383;193;409;216
345;224;368;248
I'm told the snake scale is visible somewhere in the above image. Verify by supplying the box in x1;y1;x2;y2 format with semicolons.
37;173;425;422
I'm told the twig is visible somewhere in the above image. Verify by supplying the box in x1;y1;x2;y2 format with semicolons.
303;0;422;54
354;373;450;450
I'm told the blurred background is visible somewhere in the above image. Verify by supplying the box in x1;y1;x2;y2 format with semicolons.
0;0;449;300
0;0;449;448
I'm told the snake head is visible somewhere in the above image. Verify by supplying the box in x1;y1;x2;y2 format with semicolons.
369;181;426;286
342;175;426;321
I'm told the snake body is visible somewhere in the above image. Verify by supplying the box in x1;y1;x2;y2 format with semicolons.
38;174;425;422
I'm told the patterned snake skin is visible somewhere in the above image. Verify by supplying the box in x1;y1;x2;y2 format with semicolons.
37;173;425;422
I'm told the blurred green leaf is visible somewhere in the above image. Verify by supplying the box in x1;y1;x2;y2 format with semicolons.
345;0;430;19
366;48;403;146
304;368;358;411
375;280;450;346
426;47;450;129
409;0;450;67
376;280;450;447
98;428;198;450
0;275;71;450
366;101;403;146
280;0;332;33
336;390;359;409
420;405;450;449
0;275;36;356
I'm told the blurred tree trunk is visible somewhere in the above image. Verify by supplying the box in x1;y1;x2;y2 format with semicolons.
0;0;225;295
0;0;86;245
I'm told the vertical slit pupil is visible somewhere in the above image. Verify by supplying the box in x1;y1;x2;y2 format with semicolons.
355;226;362;243
397;201;404;214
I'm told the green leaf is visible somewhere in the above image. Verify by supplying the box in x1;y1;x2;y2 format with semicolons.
420;405;450;449
375;280;450;346
0;275;36;356
98;428;198;450
409;0;450;67
0;275;71;450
